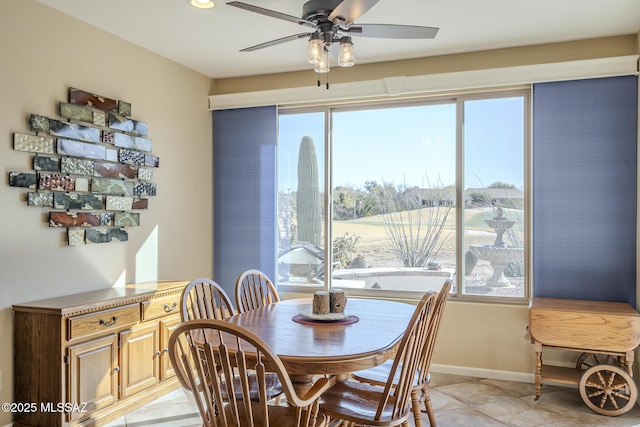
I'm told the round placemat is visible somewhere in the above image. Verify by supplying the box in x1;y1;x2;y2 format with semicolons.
292;314;359;325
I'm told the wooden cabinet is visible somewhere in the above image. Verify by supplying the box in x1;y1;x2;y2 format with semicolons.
67;335;119;422
160;316;181;380
119;322;160;398
13;281;188;427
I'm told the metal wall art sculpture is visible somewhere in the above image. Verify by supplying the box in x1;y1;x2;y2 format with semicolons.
9;87;159;245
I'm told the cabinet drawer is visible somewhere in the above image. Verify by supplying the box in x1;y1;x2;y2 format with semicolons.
142;294;181;321
68;303;140;340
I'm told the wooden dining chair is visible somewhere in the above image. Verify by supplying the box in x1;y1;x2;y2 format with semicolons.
319;290;439;427
350;279;452;427
235;269;280;313
181;278;236;322
169;319;334;427
180;277;283;402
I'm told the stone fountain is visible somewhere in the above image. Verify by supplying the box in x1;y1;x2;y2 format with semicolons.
469;207;523;287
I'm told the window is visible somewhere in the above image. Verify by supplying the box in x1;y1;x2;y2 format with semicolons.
462;95;527;298
277;90;529;300
277;111;326;285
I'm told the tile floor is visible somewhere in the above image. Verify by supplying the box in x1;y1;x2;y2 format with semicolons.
105;373;640;426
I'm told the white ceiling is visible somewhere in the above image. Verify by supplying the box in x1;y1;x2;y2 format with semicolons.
39;0;640;79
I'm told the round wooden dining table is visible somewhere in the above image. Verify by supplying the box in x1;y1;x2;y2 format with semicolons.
224;297;416;392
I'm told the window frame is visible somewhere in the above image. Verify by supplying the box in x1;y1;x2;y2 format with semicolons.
277;86;531;304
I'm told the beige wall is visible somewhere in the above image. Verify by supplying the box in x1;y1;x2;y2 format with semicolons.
0;2;213;424
212;35;638;94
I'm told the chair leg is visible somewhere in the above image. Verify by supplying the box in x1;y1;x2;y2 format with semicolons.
423;387;437;427
410;389;423;427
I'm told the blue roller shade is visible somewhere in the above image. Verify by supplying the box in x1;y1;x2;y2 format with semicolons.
532;76;637;306
213;106;277;300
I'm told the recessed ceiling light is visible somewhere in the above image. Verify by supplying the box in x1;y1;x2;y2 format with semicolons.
189;0;215;9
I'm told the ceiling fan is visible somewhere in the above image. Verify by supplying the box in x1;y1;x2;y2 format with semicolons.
226;0;439;71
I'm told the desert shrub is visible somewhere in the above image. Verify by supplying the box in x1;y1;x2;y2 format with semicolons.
378;181;452;268
332;232;360;268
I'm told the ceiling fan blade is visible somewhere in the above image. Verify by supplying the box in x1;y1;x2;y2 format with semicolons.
346;23;439;39
227;1;316;29
328;0;380;26
240;33;312;52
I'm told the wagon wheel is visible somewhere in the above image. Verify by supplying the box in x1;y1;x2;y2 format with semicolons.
576;352;618;372
578;364;637;416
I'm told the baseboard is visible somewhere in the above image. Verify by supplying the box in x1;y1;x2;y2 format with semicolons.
431;363;535;384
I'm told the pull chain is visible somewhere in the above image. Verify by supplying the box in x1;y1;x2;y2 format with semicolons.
316;72;330;90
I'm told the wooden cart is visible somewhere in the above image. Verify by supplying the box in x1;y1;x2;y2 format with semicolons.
528;297;640;416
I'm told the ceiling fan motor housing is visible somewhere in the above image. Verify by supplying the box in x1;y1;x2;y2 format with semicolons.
302;0;345;24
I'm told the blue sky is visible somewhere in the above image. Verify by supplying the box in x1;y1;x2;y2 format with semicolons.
278;96;524;192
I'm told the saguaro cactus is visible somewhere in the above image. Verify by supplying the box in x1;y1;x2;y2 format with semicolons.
296;136;321;247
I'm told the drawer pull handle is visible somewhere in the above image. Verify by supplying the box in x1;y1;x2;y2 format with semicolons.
163;348;169;353
163;302;178;312
114;366;120;372
99;316;118;327
155;351;162;357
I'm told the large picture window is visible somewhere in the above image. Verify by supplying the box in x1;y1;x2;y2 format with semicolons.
277;90;529;300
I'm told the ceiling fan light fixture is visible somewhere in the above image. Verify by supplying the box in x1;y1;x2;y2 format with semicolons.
338;36;356;67
307;33;323;64
227;1;439;81
189;0;215;9
313;48;330;73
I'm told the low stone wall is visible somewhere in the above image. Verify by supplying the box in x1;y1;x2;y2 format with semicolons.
332;267;454;291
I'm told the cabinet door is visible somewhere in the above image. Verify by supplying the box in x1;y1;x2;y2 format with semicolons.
160;315;181;380
67;334;118;422
119;322;159;398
